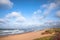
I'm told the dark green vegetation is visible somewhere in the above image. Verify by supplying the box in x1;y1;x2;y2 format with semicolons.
34;36;54;40
42;28;60;35
34;28;60;40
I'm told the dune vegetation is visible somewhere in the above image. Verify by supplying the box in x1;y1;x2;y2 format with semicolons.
34;36;54;40
34;28;60;40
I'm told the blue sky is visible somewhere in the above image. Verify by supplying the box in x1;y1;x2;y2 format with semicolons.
0;0;48;18
0;0;55;17
0;0;60;28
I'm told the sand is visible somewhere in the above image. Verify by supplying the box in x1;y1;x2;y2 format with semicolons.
0;30;53;40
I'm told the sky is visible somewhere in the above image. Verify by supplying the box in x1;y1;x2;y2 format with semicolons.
0;0;60;29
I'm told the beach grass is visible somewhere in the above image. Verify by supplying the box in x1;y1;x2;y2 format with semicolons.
34;36;54;40
34;28;60;40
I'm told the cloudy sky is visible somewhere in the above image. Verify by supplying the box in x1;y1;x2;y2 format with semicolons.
0;0;60;29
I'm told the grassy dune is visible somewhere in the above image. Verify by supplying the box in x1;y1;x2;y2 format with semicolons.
34;28;60;40
34;36;54;40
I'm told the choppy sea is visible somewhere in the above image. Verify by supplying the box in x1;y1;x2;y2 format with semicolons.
0;30;25;36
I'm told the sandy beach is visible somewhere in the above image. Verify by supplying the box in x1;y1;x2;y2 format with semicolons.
0;30;53;40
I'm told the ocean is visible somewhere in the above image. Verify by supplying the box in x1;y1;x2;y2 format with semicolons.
0;30;25;36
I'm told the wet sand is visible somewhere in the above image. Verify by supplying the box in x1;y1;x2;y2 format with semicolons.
0;30;53;40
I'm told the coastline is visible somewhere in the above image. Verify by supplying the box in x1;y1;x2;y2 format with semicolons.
0;30;53;40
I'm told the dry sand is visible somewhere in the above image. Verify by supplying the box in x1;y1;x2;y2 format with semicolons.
0;30;53;40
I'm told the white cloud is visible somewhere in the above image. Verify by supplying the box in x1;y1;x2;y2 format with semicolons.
0;12;27;28
34;10;41;15
45;20;54;24
56;10;60;17
43;3;57;16
0;0;13;9
31;2;59;27
55;0;60;6
5;12;26;22
33;10;42;20
2;11;42;28
0;19;6;24
33;2;57;21
0;18;9;28
41;4;48;8
27;0;60;28
0;11;42;28
44;20;60;28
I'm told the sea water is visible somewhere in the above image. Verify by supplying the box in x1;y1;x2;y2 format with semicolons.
0;30;25;36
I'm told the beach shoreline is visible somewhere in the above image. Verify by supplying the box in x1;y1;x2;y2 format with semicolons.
0;30;53;40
